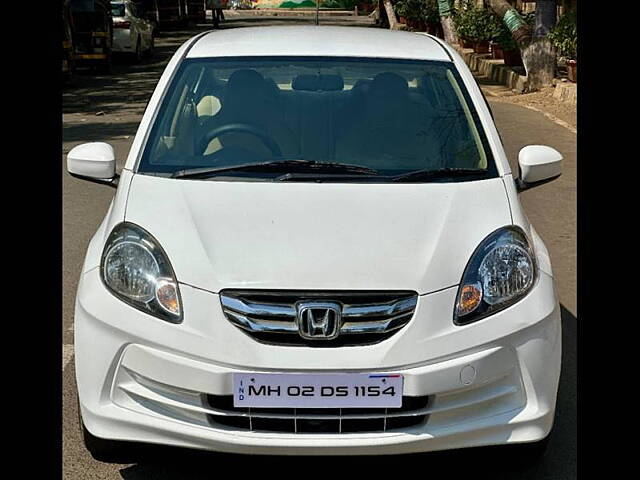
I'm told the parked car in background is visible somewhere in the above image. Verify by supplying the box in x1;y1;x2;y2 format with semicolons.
111;0;156;61
68;27;563;462
70;0;113;73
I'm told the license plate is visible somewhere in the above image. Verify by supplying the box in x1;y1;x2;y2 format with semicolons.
233;373;403;408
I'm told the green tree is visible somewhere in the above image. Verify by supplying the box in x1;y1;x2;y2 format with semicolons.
548;9;577;59
485;0;559;91
437;0;458;44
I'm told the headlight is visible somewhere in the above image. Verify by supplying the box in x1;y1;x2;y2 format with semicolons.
101;222;182;323
454;226;536;325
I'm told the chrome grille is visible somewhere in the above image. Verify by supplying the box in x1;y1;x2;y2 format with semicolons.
205;394;430;433
220;291;418;346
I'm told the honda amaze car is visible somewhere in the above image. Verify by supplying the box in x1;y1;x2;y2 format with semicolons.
111;0;155;61
67;26;563;460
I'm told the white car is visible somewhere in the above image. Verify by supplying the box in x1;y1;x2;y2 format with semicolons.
111;0;155;61
67;27;563;461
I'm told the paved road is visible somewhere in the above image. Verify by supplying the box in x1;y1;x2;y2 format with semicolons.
63;15;576;480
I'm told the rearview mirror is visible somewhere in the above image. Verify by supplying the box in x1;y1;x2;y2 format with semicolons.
516;145;562;192
67;142;119;188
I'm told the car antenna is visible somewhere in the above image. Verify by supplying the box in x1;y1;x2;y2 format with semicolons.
315;0;319;25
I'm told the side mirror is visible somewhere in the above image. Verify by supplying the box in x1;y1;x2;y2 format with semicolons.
67;142;119;188
516;145;562;192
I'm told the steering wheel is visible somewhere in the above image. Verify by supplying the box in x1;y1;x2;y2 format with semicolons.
198;123;282;158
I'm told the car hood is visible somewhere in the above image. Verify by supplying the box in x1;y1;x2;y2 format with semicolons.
124;175;512;294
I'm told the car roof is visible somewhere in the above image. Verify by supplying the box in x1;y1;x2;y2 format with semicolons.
186;26;452;62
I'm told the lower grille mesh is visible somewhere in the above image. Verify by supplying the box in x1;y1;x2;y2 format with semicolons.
205;394;430;433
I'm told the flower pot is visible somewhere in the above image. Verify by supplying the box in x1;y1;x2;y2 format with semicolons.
435;23;445;39
459;37;474;49
567;60;577;83
502;48;523;67
491;43;504;60
426;22;439;35
473;40;490;54
406;18;420;30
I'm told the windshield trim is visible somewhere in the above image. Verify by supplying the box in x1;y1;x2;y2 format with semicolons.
135;55;499;183
128;31;211;173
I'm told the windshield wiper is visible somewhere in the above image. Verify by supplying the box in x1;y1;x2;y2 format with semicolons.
171;160;380;179
275;172;381;182
390;168;486;183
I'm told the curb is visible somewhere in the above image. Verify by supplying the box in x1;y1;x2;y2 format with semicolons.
520;105;577;134
453;45;528;93
552;82;577;105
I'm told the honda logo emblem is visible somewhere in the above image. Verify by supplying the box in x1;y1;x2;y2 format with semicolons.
295;301;342;340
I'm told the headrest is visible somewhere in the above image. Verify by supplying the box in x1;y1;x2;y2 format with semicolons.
263;77;280;95
417;75;439;107
352;79;372;92
227;69;266;93
369;72;409;96
292;74;344;91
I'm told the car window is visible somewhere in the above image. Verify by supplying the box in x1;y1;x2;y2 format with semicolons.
72;0;97;11
110;2;125;16
138;56;498;181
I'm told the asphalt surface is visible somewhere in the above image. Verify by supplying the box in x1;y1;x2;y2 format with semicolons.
63;14;576;479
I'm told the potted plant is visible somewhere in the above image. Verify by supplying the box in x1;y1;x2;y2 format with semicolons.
460;36;475;49
470;6;501;54
566;59;577;82
548;10;577;82
423;0;440;35
452;0;475;48
397;0;430;31
394;0;409;24
490;41;504;59
357;0;374;13
454;2;499;54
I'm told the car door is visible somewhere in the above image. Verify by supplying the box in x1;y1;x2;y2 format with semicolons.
127;2;144;50
133;2;153;50
143;10;154;49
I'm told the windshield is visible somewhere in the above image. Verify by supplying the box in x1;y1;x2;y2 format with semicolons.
71;0;97;11
138;56;498;182
110;2;125;17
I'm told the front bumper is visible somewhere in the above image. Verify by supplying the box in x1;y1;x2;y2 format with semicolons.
75;268;561;455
